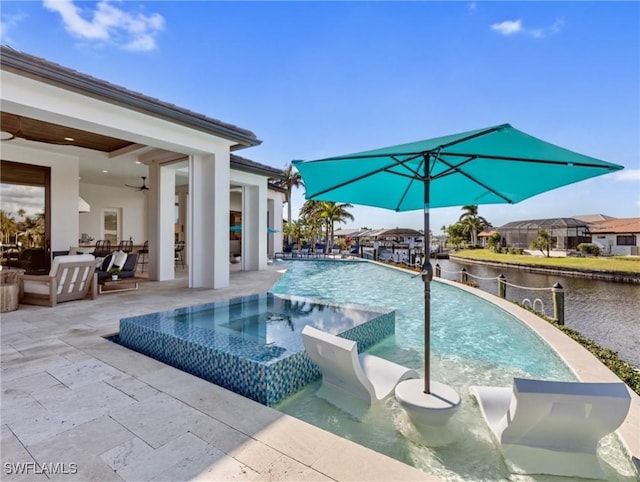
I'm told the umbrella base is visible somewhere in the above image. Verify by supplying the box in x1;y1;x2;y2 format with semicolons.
395;379;461;428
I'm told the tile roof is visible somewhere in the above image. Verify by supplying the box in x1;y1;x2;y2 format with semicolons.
589;217;640;234
0;46;261;150
230;154;283;179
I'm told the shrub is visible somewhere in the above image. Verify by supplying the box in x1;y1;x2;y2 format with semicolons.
486;232;502;253
517;302;640;395
577;243;601;256
333;238;347;250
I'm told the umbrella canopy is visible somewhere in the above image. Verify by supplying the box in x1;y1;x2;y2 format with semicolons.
293;124;622;211
293;123;623;394
230;225;280;233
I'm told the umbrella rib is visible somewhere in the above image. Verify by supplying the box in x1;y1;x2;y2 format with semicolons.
433;154;514;203
438;152;620;170
435;124;507;150
393;155;425;211
306;158;412;199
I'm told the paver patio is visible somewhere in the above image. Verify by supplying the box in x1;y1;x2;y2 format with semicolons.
1;266;435;481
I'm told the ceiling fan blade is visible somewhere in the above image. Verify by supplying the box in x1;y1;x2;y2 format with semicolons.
125;176;149;191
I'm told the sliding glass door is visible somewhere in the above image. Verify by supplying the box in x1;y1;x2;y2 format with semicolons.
0;160;51;273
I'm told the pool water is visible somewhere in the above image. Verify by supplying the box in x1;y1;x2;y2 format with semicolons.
272;260;637;481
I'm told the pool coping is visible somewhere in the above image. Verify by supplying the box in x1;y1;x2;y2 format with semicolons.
372;260;640;471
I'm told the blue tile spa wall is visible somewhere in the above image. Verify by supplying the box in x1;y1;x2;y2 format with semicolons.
119;301;396;405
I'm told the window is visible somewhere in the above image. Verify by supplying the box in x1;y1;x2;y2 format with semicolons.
102;208;121;244
616;235;636;246
0;161;51;272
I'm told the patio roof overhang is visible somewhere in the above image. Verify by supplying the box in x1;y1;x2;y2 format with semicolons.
0;46;261;152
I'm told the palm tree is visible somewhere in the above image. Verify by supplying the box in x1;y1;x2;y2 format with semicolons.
458;205;490;247
277;164;304;242
318;201;354;249
299;201;354;250
299;200;325;247
531;229;552;257
0;210;18;244
283;219;306;247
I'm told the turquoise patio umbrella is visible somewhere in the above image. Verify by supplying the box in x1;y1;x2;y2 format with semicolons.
293;123;623;395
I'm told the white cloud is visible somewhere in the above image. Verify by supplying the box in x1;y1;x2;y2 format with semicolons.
612;168;640;182
490;19;522;36
468;2;477;14
42;0;164;51
490;17;564;39
0;12;26;43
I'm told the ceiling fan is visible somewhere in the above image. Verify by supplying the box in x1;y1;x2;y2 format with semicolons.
0;114;76;145
125;176;149;192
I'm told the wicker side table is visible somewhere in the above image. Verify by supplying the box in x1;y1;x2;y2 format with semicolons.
0;268;25;312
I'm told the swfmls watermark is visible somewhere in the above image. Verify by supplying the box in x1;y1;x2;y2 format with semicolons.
4;462;78;475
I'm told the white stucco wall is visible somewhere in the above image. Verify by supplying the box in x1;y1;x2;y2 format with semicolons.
268;190;284;256
593;234;639;256
79;183;147;246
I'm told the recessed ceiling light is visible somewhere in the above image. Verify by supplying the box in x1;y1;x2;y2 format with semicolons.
64;137;75;142
102;170;109;173
135;161;142;165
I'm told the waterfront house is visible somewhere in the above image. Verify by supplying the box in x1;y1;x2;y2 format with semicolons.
497;217;591;251
0;46;283;288
477;229;498;248
589;217;640;256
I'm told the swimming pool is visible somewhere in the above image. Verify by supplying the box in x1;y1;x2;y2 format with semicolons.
272;260;637;481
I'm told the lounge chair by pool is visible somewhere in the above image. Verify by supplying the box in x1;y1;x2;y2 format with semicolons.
301;325;418;417
470;377;631;479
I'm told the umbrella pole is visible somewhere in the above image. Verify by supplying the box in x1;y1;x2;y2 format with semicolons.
422;176;433;394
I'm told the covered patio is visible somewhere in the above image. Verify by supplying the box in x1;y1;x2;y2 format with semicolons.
1;46;284;289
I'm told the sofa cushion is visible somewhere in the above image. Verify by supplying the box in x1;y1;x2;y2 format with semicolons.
50;254;95;277
122;253;138;271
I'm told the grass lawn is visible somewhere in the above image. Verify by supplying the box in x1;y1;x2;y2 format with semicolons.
449;249;640;274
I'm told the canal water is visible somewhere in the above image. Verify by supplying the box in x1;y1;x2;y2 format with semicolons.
436;259;640;369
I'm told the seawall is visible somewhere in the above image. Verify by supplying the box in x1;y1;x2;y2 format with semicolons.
448;256;640;284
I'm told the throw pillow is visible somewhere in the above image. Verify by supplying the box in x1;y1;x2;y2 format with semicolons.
100;254;114;272
112;250;128;270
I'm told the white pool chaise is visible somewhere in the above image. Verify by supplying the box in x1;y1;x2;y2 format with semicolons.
301;325;418;417
470;377;631;479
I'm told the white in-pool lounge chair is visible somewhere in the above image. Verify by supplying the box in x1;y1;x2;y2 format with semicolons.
301;325;418;417
470;377;631;479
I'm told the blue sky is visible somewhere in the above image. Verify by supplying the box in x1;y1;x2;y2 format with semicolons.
2;1;639;232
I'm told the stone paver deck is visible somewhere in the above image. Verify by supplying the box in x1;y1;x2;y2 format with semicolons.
1;266;435;481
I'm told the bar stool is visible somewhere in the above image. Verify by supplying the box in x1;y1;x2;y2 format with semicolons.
174;241;185;268
137;241;149;273
117;240;134;253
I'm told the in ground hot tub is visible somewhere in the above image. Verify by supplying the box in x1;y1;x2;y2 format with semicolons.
118;292;395;405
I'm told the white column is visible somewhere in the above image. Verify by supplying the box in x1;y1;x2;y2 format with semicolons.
242;183;267;271
269;193;284;256
147;163;175;281
189;152;230;288
267;198;275;258
178;188;188;265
